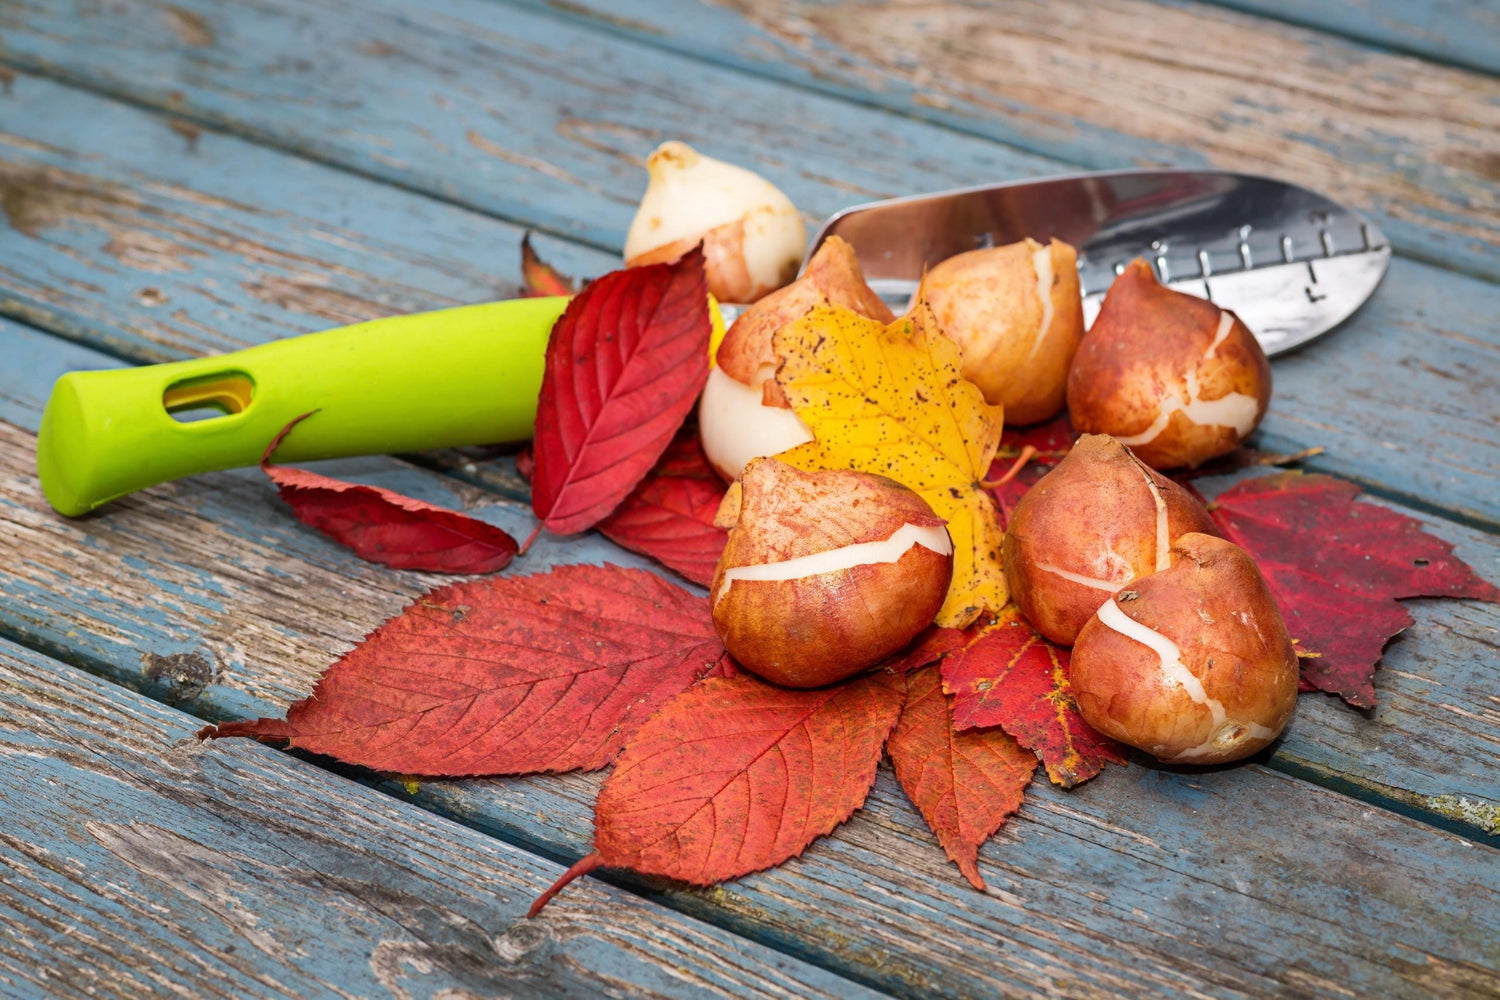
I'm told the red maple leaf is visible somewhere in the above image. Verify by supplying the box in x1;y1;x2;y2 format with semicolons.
529;250;711;540
519;231;580;297
529;669;904;913
887;665;1036;889
939;610;1128;787
1205;472;1500;707
262;414;517;574
597;430;728;586
199;564;731;775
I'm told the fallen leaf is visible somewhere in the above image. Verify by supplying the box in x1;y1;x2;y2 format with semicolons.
520;231;580;297
588;669;904;886
772;305;1007;627
1205;472;1500;707
985;415;1073;530
597;430;729;586
940;610;1128;787
530;249;711;538
200;564;730;775
261;415;517;574
887;665;1036;889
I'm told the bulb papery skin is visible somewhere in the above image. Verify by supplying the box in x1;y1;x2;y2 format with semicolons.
698;365;814;482
1002;434;1218;645
1069;532;1299;764
711;459;953;688
1067;258;1271;469
716;235;894;404
624;141;806;304
915;237;1085;425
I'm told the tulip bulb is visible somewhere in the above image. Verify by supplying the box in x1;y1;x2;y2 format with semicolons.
712;459;953;688
914;238;1085;425
1067;259;1271;469
698;236;893;481
1002;434;1218;645
624;141;806;304
1070;532;1299;764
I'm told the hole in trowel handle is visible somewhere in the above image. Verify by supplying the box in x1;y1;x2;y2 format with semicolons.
163;371;255;423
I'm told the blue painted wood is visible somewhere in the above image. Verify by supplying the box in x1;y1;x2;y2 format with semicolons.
0;637;883;1000
0;0;1065;253
486;0;1500;281
2;322;1498;995
1206;0;1500;74
1;69;1498;532
0;72;614;363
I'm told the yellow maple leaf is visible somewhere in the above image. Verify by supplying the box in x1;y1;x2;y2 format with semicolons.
771;304;1007;627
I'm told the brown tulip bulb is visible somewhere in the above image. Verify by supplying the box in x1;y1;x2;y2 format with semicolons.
1002;434;1218;646
699;236;894;481
914;237;1085;425
1068;258;1271;469
1070;532;1299;764
711;459;953;687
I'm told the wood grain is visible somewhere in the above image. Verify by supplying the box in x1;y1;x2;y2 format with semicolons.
0;0;1063;252
2;325;1498;996
2;69;1498;529
0;70;613;363
0;639;881;1000
1207;0;1500;74
502;0;1500;280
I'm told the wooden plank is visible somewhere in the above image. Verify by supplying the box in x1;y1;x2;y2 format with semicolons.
1206;0;1500;75
485;0;1500;281
0;68;615;364
0;638;883;1000
0;0;1065;252
2;326;1498;996
2;69;1499;533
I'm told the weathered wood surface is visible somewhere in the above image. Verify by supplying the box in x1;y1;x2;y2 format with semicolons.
3;0;1500;995
2;324;1498;997
1208;0;1500;74
492;0;1500;279
0;0;1061;251
2;68;1498;532
0;638;882;1000
0;71;613;363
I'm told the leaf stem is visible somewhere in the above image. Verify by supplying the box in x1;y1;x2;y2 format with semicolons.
518;522;544;555
528;851;605;918
981;446;1037;489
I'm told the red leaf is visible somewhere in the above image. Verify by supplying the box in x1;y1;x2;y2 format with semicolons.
199;565;731;776
986;415;1074;529
940;611;1128;787
590;670;905;886
261;416;517;574
530;249;712;536
1206;472;1500;707
887;665;1036;890
520;232;579;297
597;431;729;586
883;625;972;675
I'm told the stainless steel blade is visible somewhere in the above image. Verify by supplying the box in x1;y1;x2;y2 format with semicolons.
801;169;1390;356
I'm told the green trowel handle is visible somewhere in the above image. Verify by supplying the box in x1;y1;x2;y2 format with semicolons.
37;297;571;517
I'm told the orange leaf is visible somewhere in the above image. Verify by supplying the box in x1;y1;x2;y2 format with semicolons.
590;670;904;885
201;565;729;775
888;665;1036;889
520;232;580;297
